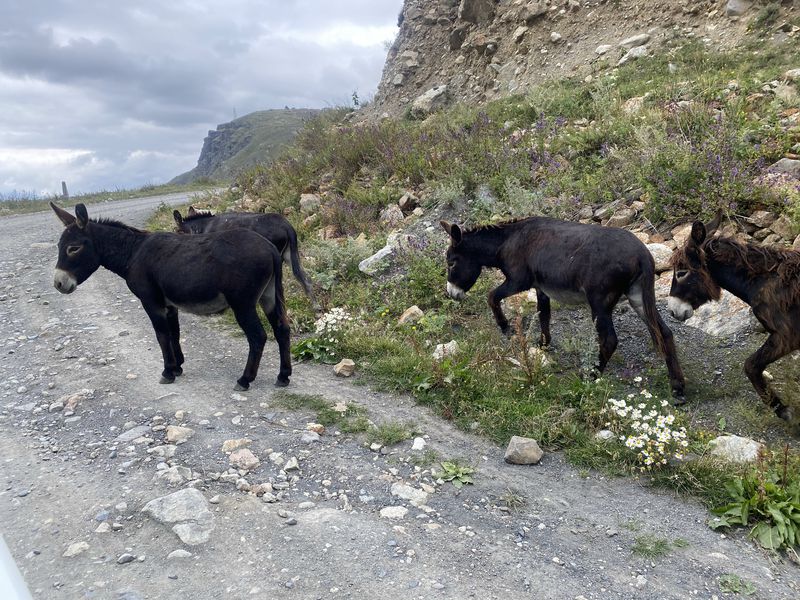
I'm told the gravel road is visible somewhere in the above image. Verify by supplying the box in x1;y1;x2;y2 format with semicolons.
1;195;797;600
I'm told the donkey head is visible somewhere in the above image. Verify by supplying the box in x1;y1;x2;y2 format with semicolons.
667;212;723;321
51;202;101;294
441;221;482;301
173;206;210;233
172;209;186;232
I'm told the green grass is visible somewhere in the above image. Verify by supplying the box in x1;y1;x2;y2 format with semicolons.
274;392;369;433
366;421;416;446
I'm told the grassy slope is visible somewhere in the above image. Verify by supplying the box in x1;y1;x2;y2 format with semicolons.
151;30;800;553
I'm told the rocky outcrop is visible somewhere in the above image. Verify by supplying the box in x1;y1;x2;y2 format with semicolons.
368;0;775;119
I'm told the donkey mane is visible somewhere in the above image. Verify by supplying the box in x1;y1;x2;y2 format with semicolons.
463;217;531;234
92;218;146;234
181;210;214;223
674;235;800;291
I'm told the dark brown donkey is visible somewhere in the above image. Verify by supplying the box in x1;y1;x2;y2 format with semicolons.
441;217;685;399
51;202;291;389
173;206;318;311
668;214;797;421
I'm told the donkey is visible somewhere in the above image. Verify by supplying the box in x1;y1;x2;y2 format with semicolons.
51;202;291;390
441;217;686;399
173;206;318;311
668;213;798;422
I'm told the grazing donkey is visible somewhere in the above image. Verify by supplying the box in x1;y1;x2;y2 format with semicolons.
173;206;318;311
51;202;291;389
668;213;797;422
441;217;686;399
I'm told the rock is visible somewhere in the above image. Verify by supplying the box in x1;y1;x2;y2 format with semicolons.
306;423;325;434
379;204;405;228
768;158;800;179
392;73;405;86
671;223;694;246
504;436;544;465
379;506;409;519
550;32;562;44
117;553;136;565
769;214;795;240
300;431;320;444
709;435;765;463
391;482;429;507
683;290;756;337
618;45;648;67
141;489;215;545
458;0;496;25
398;192;419;213
299;193;321;214
410;85;449;119
606;208;636;228
621;96;645;115
358;245;394;275
784;68;800;82
115;425;151;443
221;438;251;453
166;425;194;444
432;340;459;360
595;44;613;55
229;448;260;471
411;437;427;451
63;541;89;558
647;243;673;273
595;430;614;441
745;210;777;228
156;465;192;486
520;1;547;24
95;522;111;533
57;388;93;414
726;0;751;17
398;305;424;325
512;26;528;44
167;549;193;560
334;359;356;377
284;457;300;471
619;34;650;49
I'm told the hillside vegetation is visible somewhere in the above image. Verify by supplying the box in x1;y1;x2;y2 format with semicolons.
157;33;800;555
171;108;319;185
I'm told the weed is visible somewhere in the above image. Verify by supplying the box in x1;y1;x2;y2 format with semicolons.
719;573;757;596
367;421;416;446
438;460;475;489
500;488;527;512
273;392;368;433
631;534;673;559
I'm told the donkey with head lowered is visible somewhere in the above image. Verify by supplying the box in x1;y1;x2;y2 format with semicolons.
174;206;318;311
51;202;291;390
668;213;798;422
441;217;685;399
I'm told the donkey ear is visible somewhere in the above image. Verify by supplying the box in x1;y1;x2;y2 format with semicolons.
75;204;89;229
187;205;197;216
706;209;723;236
440;220;462;244
50;201;76;227
173;210;183;225
690;221;707;245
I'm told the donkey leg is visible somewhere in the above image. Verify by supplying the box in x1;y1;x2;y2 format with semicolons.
744;334;793;421
627;284;685;400
488;279;528;336
535;290;551;347
166;306;184;376
262;299;292;387
231;305;267;391
143;305;180;384
592;311;618;373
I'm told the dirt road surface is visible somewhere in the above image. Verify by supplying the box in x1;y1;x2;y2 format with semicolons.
1;195;797;599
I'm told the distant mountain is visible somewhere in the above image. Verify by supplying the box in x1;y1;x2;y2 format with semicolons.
172;108;319;184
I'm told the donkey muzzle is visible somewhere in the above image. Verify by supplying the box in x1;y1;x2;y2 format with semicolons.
446;281;466;301
667;296;693;321
53;269;77;294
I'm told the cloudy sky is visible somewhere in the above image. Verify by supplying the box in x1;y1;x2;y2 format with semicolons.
0;0;402;196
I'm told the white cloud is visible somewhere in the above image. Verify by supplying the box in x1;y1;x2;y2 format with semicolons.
0;0;402;196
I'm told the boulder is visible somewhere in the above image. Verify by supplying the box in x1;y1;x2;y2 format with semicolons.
520;1;547;24
619;33;650;49
458;0;496;25
299;193;321;214
380;204;405;228
647;243;673;273
141;489;215;546
682;290;756;337
769;214;795;240
618;45;648;67
410;85;449;119
334;358;356;377
745;210;776;228
504;436;544;465
725;0;751;17
606;208;636;228
709;435;764;463
229;448;260;471
768;158;800;179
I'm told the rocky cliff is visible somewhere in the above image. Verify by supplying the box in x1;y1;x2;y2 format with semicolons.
172;108;319;184
369;0;795;118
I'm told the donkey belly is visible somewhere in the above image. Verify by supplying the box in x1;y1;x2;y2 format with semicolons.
537;285;586;305
166;294;230;315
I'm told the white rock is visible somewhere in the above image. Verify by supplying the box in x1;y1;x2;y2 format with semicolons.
166;425;194;444
595;44;613;55
390;483;429;507
411;437;427;451
141;489;215;546
221;438;251;453
410;85;449;118
618;45;648;67
647;243;673;273
229;448;260;471
334;358;356;377
709;435;765;463
63;541;90;558
167;549;193;560
619;33;650;49
398;305;424;325
379;506;409;519
433;340;459;360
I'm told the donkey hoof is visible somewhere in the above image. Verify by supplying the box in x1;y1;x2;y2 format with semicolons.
274;377;290;388
174;367;183;377
234;381;250;391
671;394;687;407
776;404;794;422
159;376;175;385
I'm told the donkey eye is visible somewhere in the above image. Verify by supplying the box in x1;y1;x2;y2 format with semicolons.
67;245;82;256
675;269;689;280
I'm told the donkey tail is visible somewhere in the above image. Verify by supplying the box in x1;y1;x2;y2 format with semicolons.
285;227;319;311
